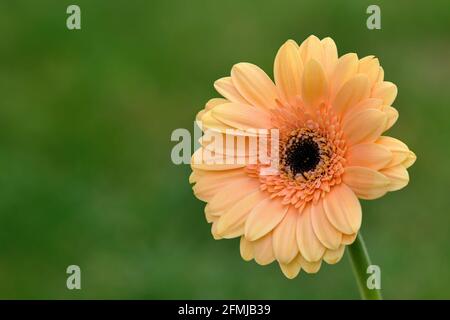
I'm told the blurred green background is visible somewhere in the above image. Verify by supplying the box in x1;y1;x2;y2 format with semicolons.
0;0;449;299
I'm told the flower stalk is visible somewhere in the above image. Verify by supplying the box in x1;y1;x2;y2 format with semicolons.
347;233;382;300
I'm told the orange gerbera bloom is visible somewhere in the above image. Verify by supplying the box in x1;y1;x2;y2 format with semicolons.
190;35;416;278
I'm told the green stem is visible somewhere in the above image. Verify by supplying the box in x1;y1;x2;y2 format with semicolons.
347;233;382;300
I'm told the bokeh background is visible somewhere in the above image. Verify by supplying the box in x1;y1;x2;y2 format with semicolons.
0;0;449;299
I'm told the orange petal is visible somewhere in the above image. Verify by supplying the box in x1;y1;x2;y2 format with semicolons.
272;206;299;264
245;198;288;241
332;74;370;115
380;165;409;191
296;205;326;261
358;56;380;87
214;77;249;104
375;136;411;168
252;233;275;265
274;40;303;106
279;255;302;279
298;35;324;65
321;37;338;77
346;143;392;170
231;63;280;109
343;166;390;200
330;53;358;98
302;59;328;108
299;255;322;273
240;236;254;261
206;178;260;215
192;169;247;202
216;191;267;238
311;201;342;250
212;102;272;130
372;81;398;106
323;245;346;264
323;183;362;235
343;108;387;146
380;105;399;131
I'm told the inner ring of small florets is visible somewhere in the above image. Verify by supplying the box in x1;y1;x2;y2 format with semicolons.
280;128;332;182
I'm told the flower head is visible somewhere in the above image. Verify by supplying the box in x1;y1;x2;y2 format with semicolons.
190;35;416;278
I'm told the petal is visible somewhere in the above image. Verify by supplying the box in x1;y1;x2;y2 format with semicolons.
321;37;338;77
380;165;409;191
240;236;254;261
403;150;416;168
323;245;346;264
231;63;280;109
206;177;261;215
253;233;275;265
346;143;392;170
200;109;233;133
298;35;324;65
274;40;303;106
272;206;299;264
299;255;322;273
212;102;272;130
342;233;357;245
191;147;246;171
302;59;328;108
214;77;249;104
311;201;342;250
375;136;411;168
343;108;387;146
381;105;399;131
330;53;358;98
343;166;390;200
358;56;380;87
296;205;326;262
372;81;398;106
245;198;289;241
279;255;302;279
192;169;247;202
323;183;362;235
216;191;267;238
332;74;370;115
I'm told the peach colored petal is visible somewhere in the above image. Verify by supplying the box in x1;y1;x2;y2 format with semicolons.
343;108;387;146
296;205;326;262
343;166;390;200
214;77;249;104
381;105;399;131
358;56;380;87
302;59;328;108
321;37;338;77
332;74;370;115
216;191;267;238
192;169;247;202
253;233;275;265
372;81;398;106
375;136;410;168
240;236;254;261
274;40;303;106
346;143;392;170
200;109;233;133
323;245;346;264
380;165;409;191
206;177;261;215
191;148;246;171
342;233;357;245
298;35;324;65
299;255;322;273
272;206;299;264
330;53;358;98
245;198;289;241
279;255;302;279
323;183;362;235
403;150;416;168
212;102;272;130
311;201;342;250
231;63;280;109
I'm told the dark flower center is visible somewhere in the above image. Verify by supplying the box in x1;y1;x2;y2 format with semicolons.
283;137;321;177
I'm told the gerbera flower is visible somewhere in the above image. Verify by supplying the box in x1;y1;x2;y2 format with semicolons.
190;35;416;279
